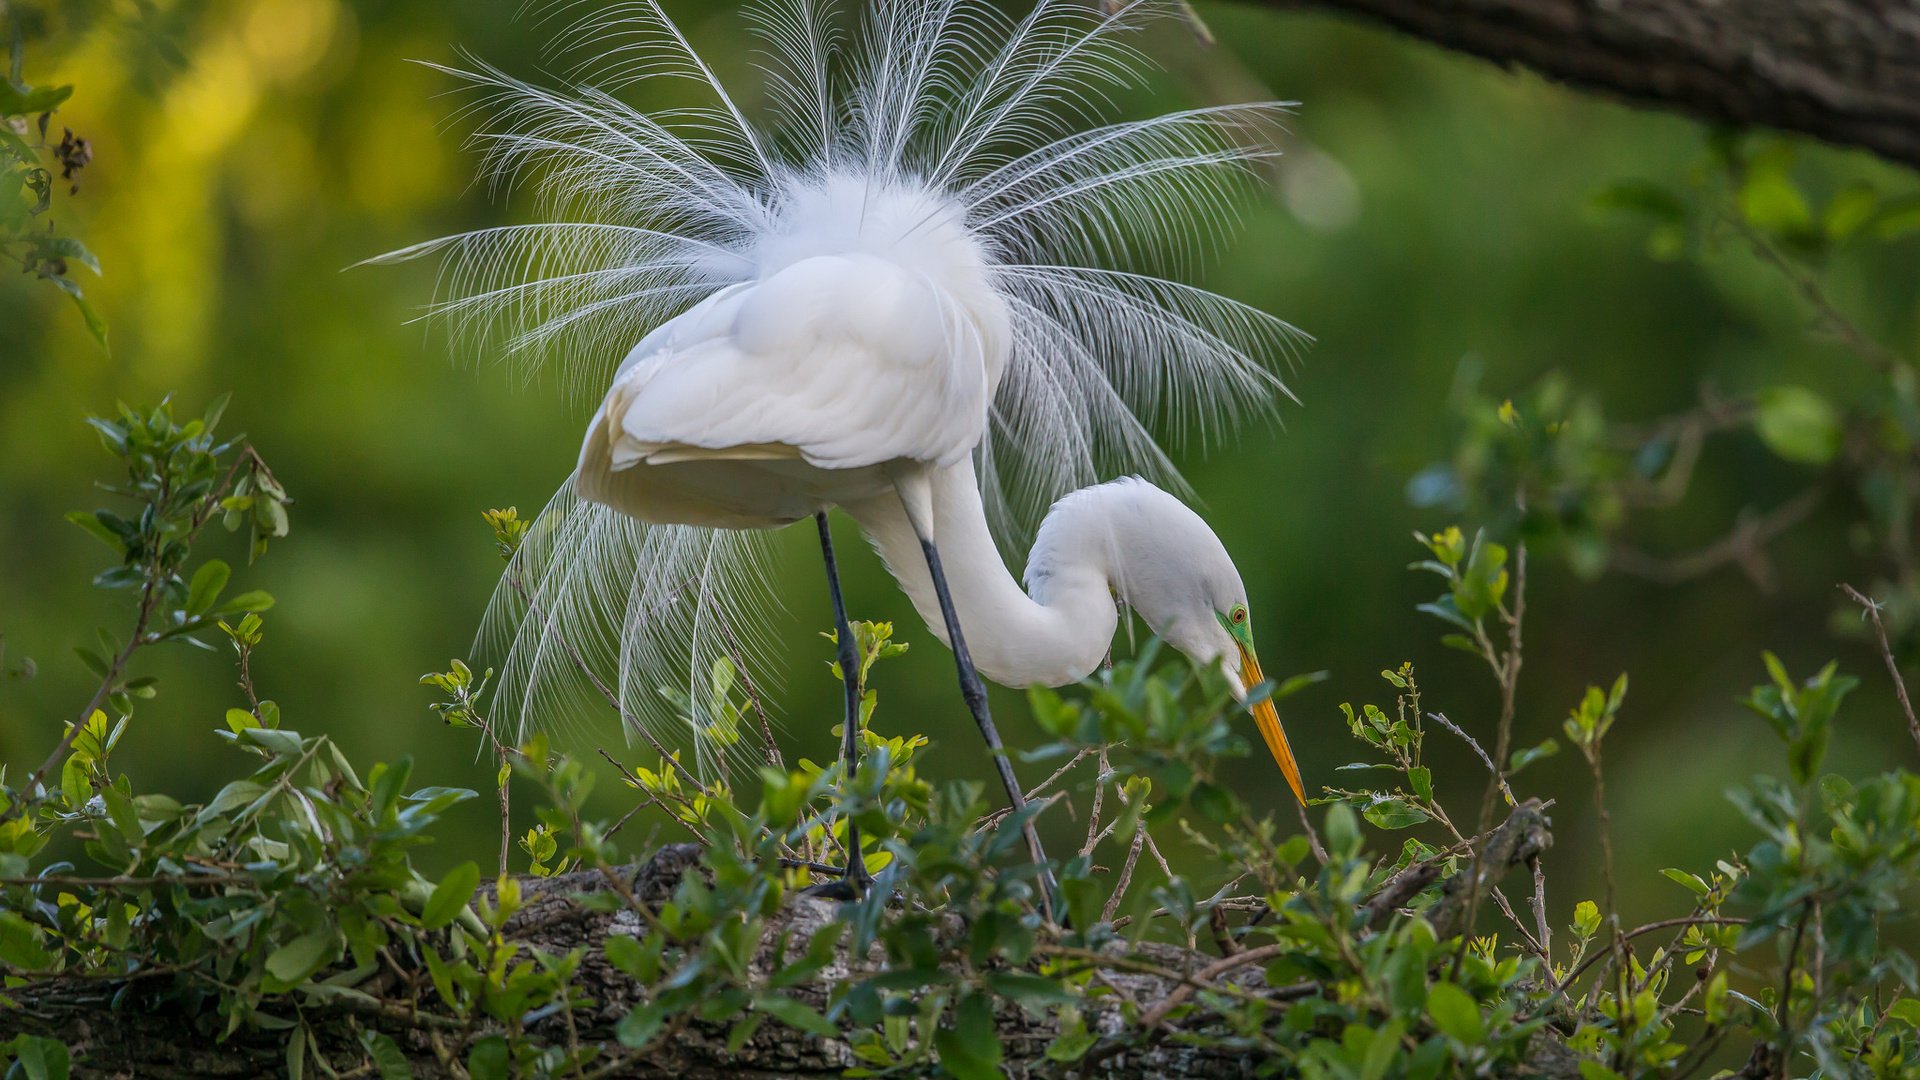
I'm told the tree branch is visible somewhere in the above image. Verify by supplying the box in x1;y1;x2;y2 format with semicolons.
1245;0;1920;170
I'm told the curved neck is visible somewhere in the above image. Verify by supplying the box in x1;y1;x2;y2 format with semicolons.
843;460;1118;688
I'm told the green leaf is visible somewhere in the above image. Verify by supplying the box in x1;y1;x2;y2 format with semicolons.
1046;1024;1097;1064
466;1037;509;1080
1754;386;1841;466
0;911;57;972
1408;766;1433;804
215;590;276;615
1704;971;1732;1024
725;1015;766;1055
1572;900;1601;939
1825;181;1879;240
754;993;837;1037
617;1003;667;1048
1738;147;1813;235
1324;801;1362;859
238;727;304;758
1361;796;1429;830
186;559;231;618
1271;670;1329;702
0;82;73;115
604;934;650;979
984;971;1075;1008
1425;982;1484;1044
1886;998;1920;1029
0;124;30;164
266;929;337;986
422;862;480;930
67;291;109;354
101;783;142;843
286;1025;307;1080
1508;739;1559;774
358;1030;412;1080
1662;868;1710;896
933;993;1003;1080
1453;536;1509;621
6;1035;72;1080
64;510;122;552
33;235;101;275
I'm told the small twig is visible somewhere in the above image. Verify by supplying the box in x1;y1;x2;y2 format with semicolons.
1037;943;1307;1024
595;748;705;843
1101;822;1148;923
1840;584;1920;755
1488;886;1548;961
1135;943;1296;1030
1109;897;1270;932
1773;908;1811;1079
1428;711;1515;805
1611;486;1825;590
1207;905;1241;957
1549;917;1748;996
1295;799;1329;865
1451;538;1524;974
1081;748;1110;857
1141;829;1174;878
978;746;1094;831
1529;855;1552;960
1615;388;1753;508
1730;213;1908;376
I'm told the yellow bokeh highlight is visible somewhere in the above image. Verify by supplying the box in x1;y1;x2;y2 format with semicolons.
242;0;342;82
39;0;357;383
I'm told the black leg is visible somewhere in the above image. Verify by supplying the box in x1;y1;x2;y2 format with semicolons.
816;512;872;892
916;535;1060;919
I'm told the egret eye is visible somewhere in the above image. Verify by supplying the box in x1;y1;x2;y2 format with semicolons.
1230;606;1247;625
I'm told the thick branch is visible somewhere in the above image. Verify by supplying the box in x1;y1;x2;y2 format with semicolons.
16;806;1560;1079
1246;0;1920;171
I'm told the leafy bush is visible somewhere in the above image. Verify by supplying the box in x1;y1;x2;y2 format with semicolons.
4;392;1920;1080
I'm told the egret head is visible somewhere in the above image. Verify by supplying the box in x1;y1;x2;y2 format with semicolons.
1037;479;1307;805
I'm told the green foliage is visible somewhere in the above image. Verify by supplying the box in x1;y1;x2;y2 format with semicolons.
11;402;1920;1079
1;13;104;350
1426;132;1920;663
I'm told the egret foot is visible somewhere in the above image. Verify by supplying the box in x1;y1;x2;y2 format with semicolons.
798;857;872;900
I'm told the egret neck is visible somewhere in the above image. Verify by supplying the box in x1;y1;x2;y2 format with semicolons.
847;459;1119;689
844;458;1307;804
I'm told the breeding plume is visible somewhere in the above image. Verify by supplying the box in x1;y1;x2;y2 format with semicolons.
378;0;1308;887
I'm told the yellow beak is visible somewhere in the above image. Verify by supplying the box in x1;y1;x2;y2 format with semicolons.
1238;644;1305;805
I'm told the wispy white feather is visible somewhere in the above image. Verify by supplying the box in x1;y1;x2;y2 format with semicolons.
374;0;1304;773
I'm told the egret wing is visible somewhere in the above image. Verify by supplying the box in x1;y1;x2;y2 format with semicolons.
593;253;991;473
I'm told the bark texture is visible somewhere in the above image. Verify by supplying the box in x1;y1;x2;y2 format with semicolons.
1250;0;1920;170
12;804;1560;1078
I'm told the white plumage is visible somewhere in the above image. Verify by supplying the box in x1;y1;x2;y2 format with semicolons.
377;0;1308;806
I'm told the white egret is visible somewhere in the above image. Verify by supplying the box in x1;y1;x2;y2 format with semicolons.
378;0;1308;890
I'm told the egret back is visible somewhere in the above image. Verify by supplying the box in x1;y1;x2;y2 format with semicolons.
592;252;999;477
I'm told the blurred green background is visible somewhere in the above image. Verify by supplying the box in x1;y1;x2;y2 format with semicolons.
4;0;1919;922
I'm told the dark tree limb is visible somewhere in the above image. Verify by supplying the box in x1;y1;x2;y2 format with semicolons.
1243;0;1920;171
12;806;1561;1079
